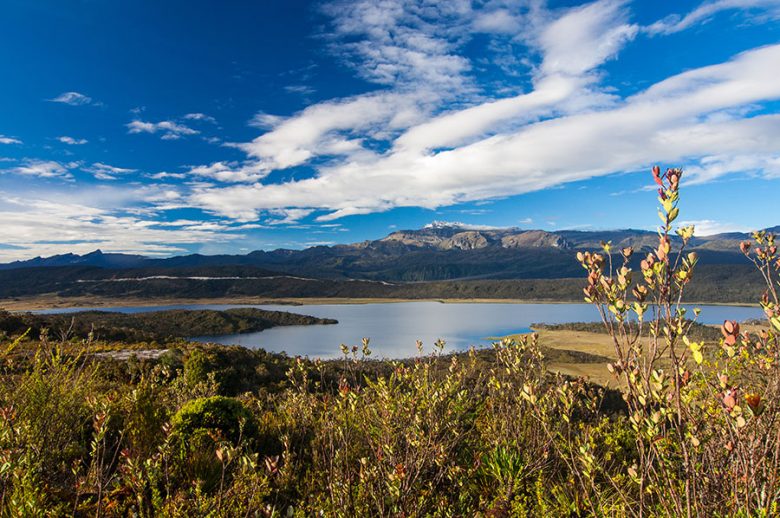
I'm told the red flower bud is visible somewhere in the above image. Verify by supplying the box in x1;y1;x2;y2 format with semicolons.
721;320;739;336
652;165;663;186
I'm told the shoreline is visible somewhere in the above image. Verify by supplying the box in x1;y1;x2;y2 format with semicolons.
0;295;761;312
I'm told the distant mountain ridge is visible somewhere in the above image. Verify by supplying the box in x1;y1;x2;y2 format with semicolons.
2;223;777;283
0;249;150;270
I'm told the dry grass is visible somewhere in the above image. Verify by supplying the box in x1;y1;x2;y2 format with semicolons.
498;328;619;386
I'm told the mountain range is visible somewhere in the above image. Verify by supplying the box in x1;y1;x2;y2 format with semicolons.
1;222;766;278
0;222;772;303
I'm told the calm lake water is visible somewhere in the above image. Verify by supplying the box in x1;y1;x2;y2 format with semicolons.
37;302;766;359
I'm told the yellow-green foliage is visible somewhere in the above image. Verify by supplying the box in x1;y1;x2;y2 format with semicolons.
171;396;257;446
0;165;779;517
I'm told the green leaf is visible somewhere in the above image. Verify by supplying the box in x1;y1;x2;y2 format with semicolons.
771;316;780;331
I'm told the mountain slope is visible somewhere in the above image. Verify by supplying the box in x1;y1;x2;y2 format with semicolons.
1;223;766;283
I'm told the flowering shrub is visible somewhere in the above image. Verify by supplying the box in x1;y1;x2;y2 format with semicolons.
577;166;780;517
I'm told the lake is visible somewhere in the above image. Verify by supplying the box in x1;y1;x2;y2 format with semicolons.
37;301;766;359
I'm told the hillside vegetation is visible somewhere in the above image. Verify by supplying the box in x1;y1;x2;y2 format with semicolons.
0;262;768;304
1;167;779;516
0;308;336;342
0;221;770;306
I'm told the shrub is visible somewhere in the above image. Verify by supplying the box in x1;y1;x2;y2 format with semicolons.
167;396;257;494
183;345;294;395
577;165;780;516
171;396;256;445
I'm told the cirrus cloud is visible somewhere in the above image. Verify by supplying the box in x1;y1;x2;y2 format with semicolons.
48;91;99;106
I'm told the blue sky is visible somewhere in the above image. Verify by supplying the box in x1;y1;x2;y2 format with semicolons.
1;0;780;261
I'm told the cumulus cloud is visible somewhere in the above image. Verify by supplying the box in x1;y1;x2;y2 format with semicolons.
127;120;199;140
48;91;97;106
57;136;88;145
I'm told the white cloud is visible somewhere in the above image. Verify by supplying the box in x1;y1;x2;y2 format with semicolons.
646;0;780;35
0;135;22;145
473;9;522;34
322;0;473;88
7;0;780;256
2;160;72;180
127;120;199;139
183;112;217;123
0;191;245;262
232;0;639;181
284;85;316;96
537;0;638;78
83;162;137;181
187;43;780;221
57;136;88;145
235;0;485;172
683;154;780;184
248;112;284;129
393;74;580;153
239;92;429;169
267;208;314;225
186;161;270;183
679;219;752;236
148;171;187;180
48;91;96;106
424;220;501;230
